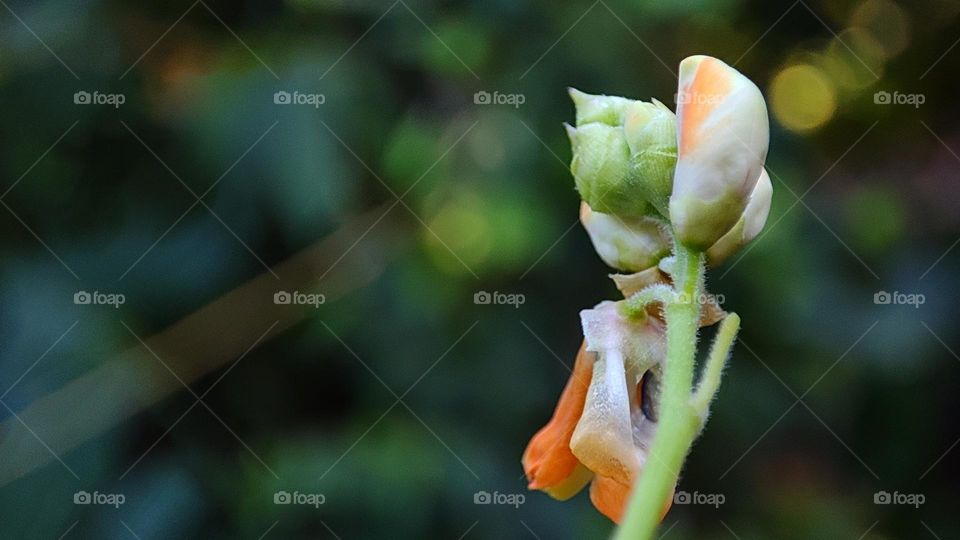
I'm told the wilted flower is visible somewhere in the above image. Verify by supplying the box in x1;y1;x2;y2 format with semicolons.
567;89;677;219
523;301;670;522
669;55;769;250
579;202;671;272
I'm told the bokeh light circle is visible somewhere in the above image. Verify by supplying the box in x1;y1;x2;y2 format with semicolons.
851;0;911;60
770;64;838;133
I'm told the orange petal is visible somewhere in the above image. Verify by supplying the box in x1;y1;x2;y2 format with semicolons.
678;56;732;156
522;341;594;494
590;474;676;524
589;474;632;523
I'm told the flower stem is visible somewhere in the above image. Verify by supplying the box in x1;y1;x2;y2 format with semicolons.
691;313;740;420
621;284;674;319
614;242;704;540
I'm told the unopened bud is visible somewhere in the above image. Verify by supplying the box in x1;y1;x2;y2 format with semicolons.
669;55;769;250
567;89;678;219
706;169;773;265
569;88;634;126
567;122;649;217
580;202;671;272
623;99;677;216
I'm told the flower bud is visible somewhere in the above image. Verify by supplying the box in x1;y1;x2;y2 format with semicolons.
706;168;773;265
569;88;634;126
623;99;677;216
567;89;678;219
580;202;670;272
567;122;648;217
669;55;769;250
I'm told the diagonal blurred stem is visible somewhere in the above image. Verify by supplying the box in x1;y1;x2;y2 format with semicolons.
615;241;703;540
0;205;408;487
691;312;740;419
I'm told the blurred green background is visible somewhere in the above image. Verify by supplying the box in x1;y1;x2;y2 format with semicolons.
0;0;958;538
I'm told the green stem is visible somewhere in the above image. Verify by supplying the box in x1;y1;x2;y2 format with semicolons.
614;242;703;540
621;284;674;318
691;313;740;421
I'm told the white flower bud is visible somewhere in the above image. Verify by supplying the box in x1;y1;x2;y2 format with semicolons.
706;169;773;265
580;202;670;272
669;55;769;250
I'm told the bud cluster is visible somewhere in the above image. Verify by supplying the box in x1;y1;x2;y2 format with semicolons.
567;55;772;270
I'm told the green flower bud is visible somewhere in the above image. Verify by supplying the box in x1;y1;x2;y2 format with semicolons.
567;123;649;217
623;99;677;216
569;88;634;127
580;202;671;272
566;89;678;219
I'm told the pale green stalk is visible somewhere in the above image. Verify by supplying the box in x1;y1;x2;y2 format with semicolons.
614;242;703;540
621;284;674;318
691;313;740;419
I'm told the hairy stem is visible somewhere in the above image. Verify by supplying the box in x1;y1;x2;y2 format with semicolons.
621;284;675;318
691;313;740;421
614;242;703;540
